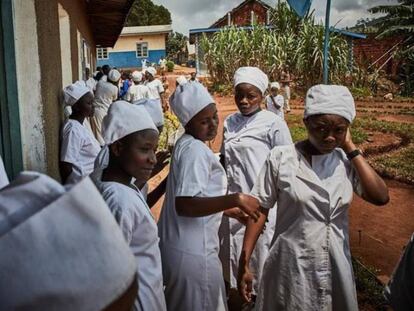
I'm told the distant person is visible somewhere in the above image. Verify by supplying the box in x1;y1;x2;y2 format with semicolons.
83;67;97;93
175;75;187;87
265;82;285;119
91;69;120;145
101;64;111;82
280;64;292;113
125;71;149;102
141;58;148;70
94;66;104;81
119;72;131;99
60;82;100;185
0;172;138;311
144;67;166;111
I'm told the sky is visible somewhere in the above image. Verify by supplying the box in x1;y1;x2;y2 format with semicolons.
152;0;398;35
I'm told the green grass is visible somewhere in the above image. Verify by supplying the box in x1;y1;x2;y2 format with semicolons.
371;145;414;184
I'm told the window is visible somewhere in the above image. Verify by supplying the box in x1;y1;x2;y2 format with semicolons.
97;47;108;60
136;42;148;58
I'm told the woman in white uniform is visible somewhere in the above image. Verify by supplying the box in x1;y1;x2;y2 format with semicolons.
265;82;285;119
144;66;166;111
238;85;389;311
91;69;120;145
219;67;292;306
158;82;260;311
125;71;149;102
91;101;166;311
60;82;101;185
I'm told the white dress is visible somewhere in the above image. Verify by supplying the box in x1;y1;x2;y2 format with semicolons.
158;134;228;311
219;110;292;294
265;94;285;119
145;79;164;100
251;144;362;311
125;84;149;102
60;119;101;185
91;80;118;145
93;172;166;311
0;156;9;189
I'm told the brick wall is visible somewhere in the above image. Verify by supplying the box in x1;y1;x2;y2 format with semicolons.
212;2;268;28
353;34;404;76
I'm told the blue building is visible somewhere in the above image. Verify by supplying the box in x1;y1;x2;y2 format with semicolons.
97;25;172;69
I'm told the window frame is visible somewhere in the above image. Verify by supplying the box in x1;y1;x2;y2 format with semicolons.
97;47;108;60
136;42;148;58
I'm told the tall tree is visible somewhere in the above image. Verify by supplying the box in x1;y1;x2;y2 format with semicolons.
126;0;172;26
166;32;187;60
369;0;414;95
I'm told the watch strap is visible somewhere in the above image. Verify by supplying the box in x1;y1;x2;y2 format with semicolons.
346;149;362;160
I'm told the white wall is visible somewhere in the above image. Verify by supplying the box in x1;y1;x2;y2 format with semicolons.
59;4;72;86
12;0;47;172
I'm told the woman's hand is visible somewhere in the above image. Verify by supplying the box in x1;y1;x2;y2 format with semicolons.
341;128;357;154
238;264;254;303
224;207;249;225
236;194;261;222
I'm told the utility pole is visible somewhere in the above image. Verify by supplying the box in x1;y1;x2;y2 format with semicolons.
323;0;331;84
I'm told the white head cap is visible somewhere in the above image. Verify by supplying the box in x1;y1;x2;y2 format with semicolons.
133;98;164;128
0;172;136;311
170;82;214;127
62;81;91;106
234;66;269;95
108;69;121;83
270;82;280;90
304;84;356;123
132;71;143;82
176;75;188;86
146;66;157;77
102;100;158;145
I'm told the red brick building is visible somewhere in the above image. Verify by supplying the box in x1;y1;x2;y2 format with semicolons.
210;0;271;28
353;34;404;76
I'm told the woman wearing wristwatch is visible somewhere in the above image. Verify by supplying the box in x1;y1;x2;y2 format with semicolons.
238;84;389;311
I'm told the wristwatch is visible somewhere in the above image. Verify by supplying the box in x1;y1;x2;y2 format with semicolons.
346;149;362;160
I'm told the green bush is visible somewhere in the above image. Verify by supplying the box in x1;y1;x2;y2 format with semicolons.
166;60;174;72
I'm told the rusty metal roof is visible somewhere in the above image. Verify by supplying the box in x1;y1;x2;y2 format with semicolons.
87;0;135;47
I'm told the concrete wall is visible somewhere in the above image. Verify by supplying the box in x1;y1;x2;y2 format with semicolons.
97;50;166;68
12;0;47;172
97;33;168;68
10;0;98;180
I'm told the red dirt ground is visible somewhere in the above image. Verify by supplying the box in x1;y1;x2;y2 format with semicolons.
152;74;414;284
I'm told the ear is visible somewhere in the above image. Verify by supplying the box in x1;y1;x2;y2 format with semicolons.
110;141;123;157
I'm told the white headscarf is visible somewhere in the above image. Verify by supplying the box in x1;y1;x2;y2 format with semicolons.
176;75;188;86
0;172;136;311
108;69;121;83
170;82;214;127
270;82;280;90
133;98;164;128
146;66;157;77
233;66;269;95
132;71;143;82
304;84;356;123
102;100;158;145
62;81;91;106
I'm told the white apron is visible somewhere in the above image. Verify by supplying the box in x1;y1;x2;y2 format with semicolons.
219;110;292;294
158;134;228;311
251;145;362;311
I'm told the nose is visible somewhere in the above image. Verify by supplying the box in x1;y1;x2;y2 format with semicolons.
148;150;157;165
324;131;336;143
239;96;248;105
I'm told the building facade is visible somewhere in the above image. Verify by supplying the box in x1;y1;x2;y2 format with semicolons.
97;25;172;69
0;0;133;180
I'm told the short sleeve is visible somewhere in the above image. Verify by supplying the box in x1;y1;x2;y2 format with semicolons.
175;144;212;197
268;119;293;148
157;80;164;93
250;150;281;209
60;125;83;164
